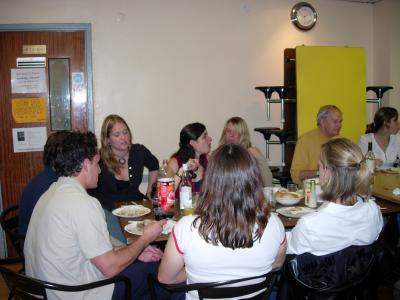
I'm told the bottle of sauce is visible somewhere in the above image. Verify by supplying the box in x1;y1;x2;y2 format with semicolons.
157;160;175;210
179;163;193;215
365;142;375;174
307;180;317;208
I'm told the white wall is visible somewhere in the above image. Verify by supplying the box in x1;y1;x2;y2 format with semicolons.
0;0;384;167
373;0;400;114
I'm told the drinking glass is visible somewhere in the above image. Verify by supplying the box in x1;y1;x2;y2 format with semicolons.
287;183;297;192
263;187;276;211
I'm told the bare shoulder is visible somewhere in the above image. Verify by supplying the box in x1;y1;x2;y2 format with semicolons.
168;157;179;174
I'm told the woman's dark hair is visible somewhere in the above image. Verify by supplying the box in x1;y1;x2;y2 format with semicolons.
53;131;98;177
366;107;398;133
193;143;270;249
172;122;207;168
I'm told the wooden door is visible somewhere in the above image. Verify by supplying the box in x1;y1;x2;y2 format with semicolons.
0;28;92;255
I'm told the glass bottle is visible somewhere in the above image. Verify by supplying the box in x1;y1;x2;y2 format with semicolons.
394;156;400;168
157;159;175;210
308;180;317;208
365;142;375;174
179;163;193;215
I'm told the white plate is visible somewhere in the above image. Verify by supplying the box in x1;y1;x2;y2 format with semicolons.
276;196;302;206
381;167;400;174
276;206;316;218
112;205;151;218
124;219;176;235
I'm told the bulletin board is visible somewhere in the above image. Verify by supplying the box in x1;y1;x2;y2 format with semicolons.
296;46;366;142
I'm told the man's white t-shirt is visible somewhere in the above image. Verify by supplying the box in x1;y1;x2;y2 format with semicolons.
25;177;114;300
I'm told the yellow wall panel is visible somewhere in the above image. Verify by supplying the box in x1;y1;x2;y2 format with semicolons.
296;46;366;142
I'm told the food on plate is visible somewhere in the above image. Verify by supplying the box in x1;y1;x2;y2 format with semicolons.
125;219;176;235
275;191;302;199
288;207;305;215
113;205;151;218
384;167;400;173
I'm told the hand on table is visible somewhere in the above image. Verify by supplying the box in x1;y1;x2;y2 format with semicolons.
138;245;164;262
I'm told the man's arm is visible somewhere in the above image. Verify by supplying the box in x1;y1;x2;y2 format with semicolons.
91;220;166;278
297;170;319;182
290;133;319;184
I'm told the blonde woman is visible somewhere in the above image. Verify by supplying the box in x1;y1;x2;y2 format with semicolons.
219;116;272;186
287;138;383;255
89;114;159;210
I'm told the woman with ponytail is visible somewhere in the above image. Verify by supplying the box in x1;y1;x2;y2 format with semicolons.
358;107;400;168
168;122;212;195
287;138;383;255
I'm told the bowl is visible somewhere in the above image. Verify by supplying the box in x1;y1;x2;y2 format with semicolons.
275;191;302;206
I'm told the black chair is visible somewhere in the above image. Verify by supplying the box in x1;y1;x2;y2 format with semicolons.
282;243;377;300
148;269;280;300
0;205;25;260
0;264;132;300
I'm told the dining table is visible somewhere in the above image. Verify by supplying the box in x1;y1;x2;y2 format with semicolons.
114;172;400;244
113;171;399;243
372;170;400;204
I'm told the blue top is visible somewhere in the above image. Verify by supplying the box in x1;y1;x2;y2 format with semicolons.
18;167;58;237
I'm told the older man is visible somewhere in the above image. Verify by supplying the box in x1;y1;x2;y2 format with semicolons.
24;131;167;300
290;105;342;185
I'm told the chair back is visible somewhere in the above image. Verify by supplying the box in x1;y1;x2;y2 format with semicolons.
0;265;47;299
148;269;280;300
286;243;376;300
0;205;25;259
0;265;132;300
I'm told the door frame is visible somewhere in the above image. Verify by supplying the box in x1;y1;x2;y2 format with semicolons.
0;23;94;131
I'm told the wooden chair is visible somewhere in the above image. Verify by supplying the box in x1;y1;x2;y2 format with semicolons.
0;205;24;260
0;264;132;300
147;269;280;300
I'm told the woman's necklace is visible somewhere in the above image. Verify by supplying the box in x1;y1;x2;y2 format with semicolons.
114;151;129;165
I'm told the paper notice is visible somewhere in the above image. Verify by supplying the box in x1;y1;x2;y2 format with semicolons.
12;127;47;153
12;98;47;123
11;68;47;94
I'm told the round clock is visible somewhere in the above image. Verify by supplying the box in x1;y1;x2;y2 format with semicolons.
290;2;317;31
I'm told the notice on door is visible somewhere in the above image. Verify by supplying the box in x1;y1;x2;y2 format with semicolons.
12;98;47;123
11;68;47;94
12;127;47;153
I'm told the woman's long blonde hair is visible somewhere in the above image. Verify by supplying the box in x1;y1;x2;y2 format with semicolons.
100;114;132;175
218;116;252;148
319;138;371;205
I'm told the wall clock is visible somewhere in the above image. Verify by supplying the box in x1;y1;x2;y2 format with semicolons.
290;2;317;31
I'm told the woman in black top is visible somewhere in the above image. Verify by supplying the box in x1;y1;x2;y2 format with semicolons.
89;114;159;210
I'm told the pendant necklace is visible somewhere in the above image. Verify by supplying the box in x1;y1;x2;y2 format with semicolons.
115;152;129;165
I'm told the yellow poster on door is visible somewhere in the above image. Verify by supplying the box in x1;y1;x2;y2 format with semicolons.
296;46;366;142
12;98;47;123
